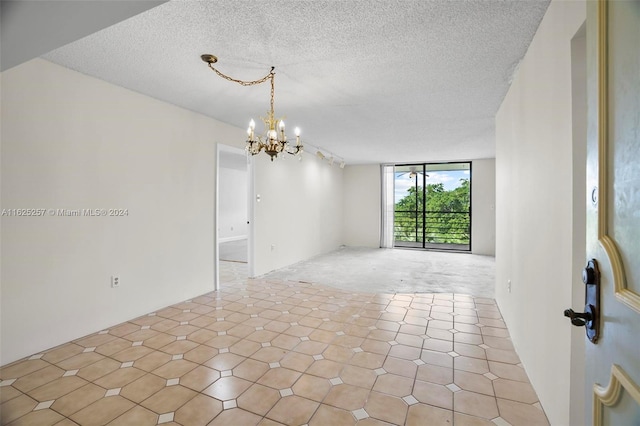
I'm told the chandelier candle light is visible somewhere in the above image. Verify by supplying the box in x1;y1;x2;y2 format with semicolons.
201;54;303;161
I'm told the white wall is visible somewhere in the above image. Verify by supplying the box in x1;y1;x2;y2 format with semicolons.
252;154;343;276
471;159;496;256
1;59;245;364
218;166;248;242
495;1;586;425
342;164;381;248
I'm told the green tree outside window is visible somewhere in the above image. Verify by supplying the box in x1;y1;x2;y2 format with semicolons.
394;178;470;244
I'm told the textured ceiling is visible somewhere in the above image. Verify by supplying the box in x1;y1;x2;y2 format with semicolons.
43;0;550;164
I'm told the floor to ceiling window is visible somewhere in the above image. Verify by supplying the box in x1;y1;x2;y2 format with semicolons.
393;162;471;251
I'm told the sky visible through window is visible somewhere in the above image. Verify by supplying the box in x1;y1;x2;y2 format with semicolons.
394;169;470;203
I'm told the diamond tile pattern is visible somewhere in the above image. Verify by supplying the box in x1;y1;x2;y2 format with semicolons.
0;262;549;425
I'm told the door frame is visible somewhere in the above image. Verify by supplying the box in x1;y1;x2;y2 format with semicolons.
215;144;254;290
569;21;587;426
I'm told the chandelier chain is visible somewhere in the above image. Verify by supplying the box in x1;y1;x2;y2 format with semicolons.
206;63;276;116
206;63;274;87
270;72;275;117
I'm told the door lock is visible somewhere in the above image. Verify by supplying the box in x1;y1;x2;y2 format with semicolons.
564;259;600;343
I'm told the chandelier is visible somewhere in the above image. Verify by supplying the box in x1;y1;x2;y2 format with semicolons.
201;54;303;161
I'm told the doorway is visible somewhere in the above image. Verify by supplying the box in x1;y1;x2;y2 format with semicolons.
393;162;471;251
216;144;252;289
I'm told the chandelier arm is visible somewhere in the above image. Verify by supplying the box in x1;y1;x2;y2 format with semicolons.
207;63;275;87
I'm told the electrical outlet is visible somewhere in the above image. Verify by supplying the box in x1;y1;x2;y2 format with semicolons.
270;244;276;251
112;275;120;288
507;279;512;293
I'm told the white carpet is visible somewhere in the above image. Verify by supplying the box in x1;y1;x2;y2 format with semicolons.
261;246;495;298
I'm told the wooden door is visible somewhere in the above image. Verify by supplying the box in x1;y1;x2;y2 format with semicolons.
584;0;640;424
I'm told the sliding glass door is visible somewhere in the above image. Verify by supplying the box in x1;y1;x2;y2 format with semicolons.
393;162;471;251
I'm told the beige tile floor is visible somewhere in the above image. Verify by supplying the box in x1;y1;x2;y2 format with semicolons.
0;262;549;425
